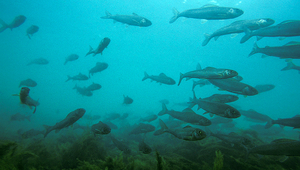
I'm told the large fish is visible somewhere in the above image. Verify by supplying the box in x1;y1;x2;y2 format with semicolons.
101;11;152;27
249;42;300;59
208;78;258;96
89;62;108;78
240;109;272;123
281;59;300;74
0;15;26;33
91;121;111;136
13;87;39;114
265;115;300;129
154;119;206;141
86;37;110;57
26;25;39;39
158;103;211;126
178;65;238;86
169;5;243;24
190;91;240;118
19;78;37;87
248;139;300;159
241;20;300;43
202;18;275;46
142;72;176;85
43;108;86;138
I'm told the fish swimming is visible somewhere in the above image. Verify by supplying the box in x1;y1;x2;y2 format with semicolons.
66;73;89;82
64;54;79;65
190;91;240;118
158;103;211;126
110;136;131;154
140;114;158;123
18;128;45;139
86;37;111;57
142;72;176;85
123;95;133;104
192;79;211;90
13;87;39;114
27;58;49;66
101;11;152;27
208;78;258;96
202;18;275;46
73;84;93;97
85;82;101;91
129;123;155;135
154;119;206;141
26;25;39;39
203;94;239;103
10;113;31;122
178;65;238;86
43;108;86;138
19;78;37;87
249;42;300;59
169;5;243;23
265;115;300;129
89;62;108;77
91;121;111;136
240;109;272;123
0;15;26;33
281;59;300;74
139;139;152;154
241;20;300;43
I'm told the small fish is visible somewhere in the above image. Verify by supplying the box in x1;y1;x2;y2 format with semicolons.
85;82;102;91
0;15;26;33
139;139;152;154
19;78;37;87
281;59;300;74
18;128;45;139
142;72;176;85
101;11;152;27
64;54;79;65
73;84;93;97
10;113;31;122
123;95;133;105
104;113;121;121
26;25;39;39
110;136;131;154
140;114;158;123
13;87;39;114
91;121;111;136
27;58;49;66
119;113;129;120
129;123;155;135
240;109;272;123
154;119;206;141
265;115;300;129
66;73;89;82
43;108;86;138
86;37;110;57
89;62;108;77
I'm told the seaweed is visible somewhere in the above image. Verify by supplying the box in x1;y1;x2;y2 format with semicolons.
213;150;223;170
156;151;164;170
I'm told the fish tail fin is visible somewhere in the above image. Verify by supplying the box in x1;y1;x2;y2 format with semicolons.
0;19;8;33
64;59;68;65
142;72;149;81
85;46;93;56
264;119;274;129
27;33;31;39
178;73;184;86
281;59;296;71
169;8;180;24
153;119;168;136
248;42;259;57
202;33;212;46
33;107;37;114
101;11;112;19
43;125;52;138
240;27;252;44
158;103;168;116
66;75;72;82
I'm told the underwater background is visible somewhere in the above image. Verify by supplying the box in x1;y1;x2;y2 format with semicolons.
1;0;300;169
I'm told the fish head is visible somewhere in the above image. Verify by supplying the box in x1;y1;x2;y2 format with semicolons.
100;125;111;134
258;18;275;27
139;18;152;27
222;69;238;78
192;128;206;140
228;8;244;17
225;108;241;118
74;108;86;118
168;78;176;85
243;86;259;96
201;118;212;126
102;37;111;45
20;87;30;95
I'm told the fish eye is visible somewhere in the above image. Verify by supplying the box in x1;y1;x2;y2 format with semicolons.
229;8;234;13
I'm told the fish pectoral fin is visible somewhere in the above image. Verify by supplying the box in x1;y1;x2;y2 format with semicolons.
230;33;239;38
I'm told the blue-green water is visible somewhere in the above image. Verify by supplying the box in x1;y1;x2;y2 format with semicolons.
1;0;300;169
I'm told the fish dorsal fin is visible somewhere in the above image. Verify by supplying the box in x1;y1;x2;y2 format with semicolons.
183;125;192;129
132;13;138;16
271;138;297;144
182;108;195;114
278;20;298;25
284;41;300;46
201;4;218;8
159;73;167;77
196;63;202;70
293;114;300;118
